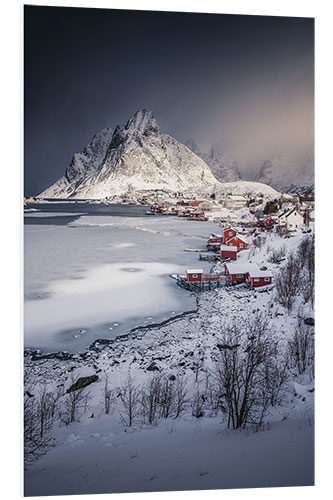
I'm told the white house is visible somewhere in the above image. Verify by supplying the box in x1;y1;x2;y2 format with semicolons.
279;208;304;230
225;195;247;210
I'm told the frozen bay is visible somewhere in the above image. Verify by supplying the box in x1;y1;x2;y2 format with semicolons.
24;203;218;352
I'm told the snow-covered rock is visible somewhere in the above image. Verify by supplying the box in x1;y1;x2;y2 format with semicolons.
254;150;314;194
185;138;241;183
40;110;219;199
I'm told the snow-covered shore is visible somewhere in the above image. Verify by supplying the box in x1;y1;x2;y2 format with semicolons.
24;207;315;495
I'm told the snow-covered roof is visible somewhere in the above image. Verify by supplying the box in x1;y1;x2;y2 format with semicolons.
220;244;238;252
209;233;223;238
247;267;273;278
223;226;238;233
224;263;250;274
186;269;203;274
225;263;272;277
226;234;248;244
227;195;246;201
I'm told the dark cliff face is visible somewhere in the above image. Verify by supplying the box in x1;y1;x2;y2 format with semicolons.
65;128;114;183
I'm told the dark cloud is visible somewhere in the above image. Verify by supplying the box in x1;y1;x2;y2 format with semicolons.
24;6;314;195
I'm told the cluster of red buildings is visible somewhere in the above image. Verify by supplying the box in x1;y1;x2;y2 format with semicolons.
186;263;272;288
207;226;248;260
224;263;273;287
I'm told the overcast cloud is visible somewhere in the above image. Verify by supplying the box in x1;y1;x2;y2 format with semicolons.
24;6;314;195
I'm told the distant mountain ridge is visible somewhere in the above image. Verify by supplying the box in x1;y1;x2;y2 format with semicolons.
40;109;281;201
254;151;314;194
185;138;241;183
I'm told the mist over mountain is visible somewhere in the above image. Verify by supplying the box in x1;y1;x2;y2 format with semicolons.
185;139;241;183
253;150;314;194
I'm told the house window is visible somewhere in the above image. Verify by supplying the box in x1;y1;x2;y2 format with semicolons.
264;277;270;282
254;278;260;282
236;274;243;278
192;274;198;279
229;231;232;235
239;243;243;248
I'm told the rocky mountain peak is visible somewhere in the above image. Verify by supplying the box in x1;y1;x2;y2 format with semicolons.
125;109;160;136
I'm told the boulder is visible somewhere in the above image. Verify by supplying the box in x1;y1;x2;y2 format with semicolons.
304;317;314;326
66;375;99;393
147;362;159;372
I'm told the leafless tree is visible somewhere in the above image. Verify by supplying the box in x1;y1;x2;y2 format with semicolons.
59;376;91;425
268;245;286;264
173;374;189;418
158;376;174;419
213;314;286;429
119;372;141;427
298;236;315;308
275;254;302;311
288;316;314;376
141;373;162;424
24;384;59;465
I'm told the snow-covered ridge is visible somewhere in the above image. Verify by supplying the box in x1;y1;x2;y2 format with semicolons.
186;138;241;183
40;109;281;201
254;150;314;194
215;180;279;199
40;109;219;200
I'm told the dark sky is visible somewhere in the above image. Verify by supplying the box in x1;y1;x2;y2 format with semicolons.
24;6;314;196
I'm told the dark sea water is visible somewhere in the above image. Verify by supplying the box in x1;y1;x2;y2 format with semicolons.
24;201;149;225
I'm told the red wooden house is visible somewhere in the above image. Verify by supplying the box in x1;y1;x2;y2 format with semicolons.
189;211;206;220
224;263;249;283
225;234;248;251
246;268;273;287
186;269;203;282
220;244;237;260
222;227;237;243
225;263;273;287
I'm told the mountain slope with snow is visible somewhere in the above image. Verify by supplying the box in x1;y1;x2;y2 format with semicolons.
254;150;314;194
40;110;219;199
215;180;280;199
186;138;241;183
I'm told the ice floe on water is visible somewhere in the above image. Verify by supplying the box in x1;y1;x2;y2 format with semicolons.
24;212;217;351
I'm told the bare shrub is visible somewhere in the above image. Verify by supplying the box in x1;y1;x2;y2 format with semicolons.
268;245;286;264
24;384;60;465
173;374;189;418
158;376;174;419
288;315;314;376
275;254;302;311
141;373;162;424
59;375;91;425
119;372;141;427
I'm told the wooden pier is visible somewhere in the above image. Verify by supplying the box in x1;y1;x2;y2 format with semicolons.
170;273;229;291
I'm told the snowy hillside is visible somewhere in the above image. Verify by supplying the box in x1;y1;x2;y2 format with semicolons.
254;150;314;194
186;138;241;183
215;180;280;199
24;222;314;495
40;110;219;199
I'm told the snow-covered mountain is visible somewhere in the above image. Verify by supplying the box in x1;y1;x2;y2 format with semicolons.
185;138;241;183
40;110;219;199
215;180;279;200
254;151;314;194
